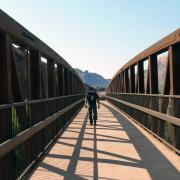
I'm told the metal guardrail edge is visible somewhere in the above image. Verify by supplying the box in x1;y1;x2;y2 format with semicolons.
0;99;84;158
106;96;180;127
104;101;180;155
107;92;180;99
0;94;85;110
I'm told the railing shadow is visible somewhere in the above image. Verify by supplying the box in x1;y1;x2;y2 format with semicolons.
33;105;179;180
101;102;180;180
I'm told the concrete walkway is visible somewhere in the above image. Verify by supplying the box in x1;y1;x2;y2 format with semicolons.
29;102;180;180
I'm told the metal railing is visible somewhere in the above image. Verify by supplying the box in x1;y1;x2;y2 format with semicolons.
106;93;180;154
0;94;85;180
0;9;86;180
106;29;180;155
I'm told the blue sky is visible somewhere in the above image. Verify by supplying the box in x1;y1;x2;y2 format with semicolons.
0;0;180;78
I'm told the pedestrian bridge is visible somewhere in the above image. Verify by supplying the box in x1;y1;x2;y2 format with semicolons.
29;102;179;180
0;10;179;180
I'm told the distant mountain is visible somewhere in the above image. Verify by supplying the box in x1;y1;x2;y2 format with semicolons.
75;68;110;88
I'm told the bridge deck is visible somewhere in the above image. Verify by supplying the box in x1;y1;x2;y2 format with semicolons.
29;102;180;180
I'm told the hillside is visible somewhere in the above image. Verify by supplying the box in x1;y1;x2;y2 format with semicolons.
75;68;110;88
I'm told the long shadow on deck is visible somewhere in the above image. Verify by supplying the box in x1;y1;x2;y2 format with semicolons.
34;104;179;180
101;102;180;180
36;112;89;180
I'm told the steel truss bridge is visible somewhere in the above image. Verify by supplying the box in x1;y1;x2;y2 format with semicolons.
0;10;179;180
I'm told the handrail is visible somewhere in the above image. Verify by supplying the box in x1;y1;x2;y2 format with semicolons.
107;92;180;98
106;95;180;154
0;98;84;158
0;94;84;109
106;96;180;127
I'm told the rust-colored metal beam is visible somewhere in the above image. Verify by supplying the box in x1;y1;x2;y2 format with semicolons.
130;66;135;93
11;47;24;102
125;69;129;93
149;55;158;94
0;9;84;87
0;10;71;71
137;61;144;93
63;68;68;95
0;32;13;180
0;33;13;104
164;50;170;95
47;59;55;98
29;50;42;100
169;44;180;95
111;29;180;81
57;64;64;96
107;96;180;126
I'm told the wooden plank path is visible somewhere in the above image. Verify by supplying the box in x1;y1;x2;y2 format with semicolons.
29;101;180;180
